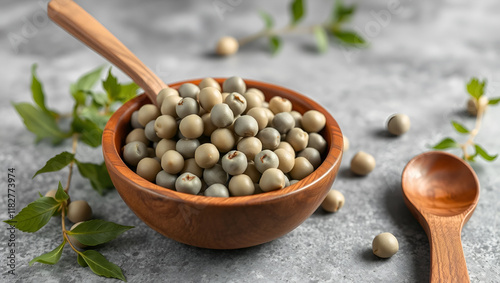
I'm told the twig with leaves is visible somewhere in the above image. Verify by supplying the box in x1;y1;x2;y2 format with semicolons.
432;78;500;162
4;65;138;281
216;0;367;56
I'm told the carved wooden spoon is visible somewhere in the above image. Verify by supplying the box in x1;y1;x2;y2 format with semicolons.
402;151;479;283
47;0;168;104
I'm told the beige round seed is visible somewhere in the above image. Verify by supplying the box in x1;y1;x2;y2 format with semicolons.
321;190;345;212
244;161;261;183
387;113;410;136
350;151;376;175
126;128;149;145
199;77;221;91
181;158;203;178
161;150;185;174
155;139;176;159
286;128;309;152
179;114;204;139
137;157;162;181
211;128;236;153
157;88;179;106
202;113;217;136
246;88;265;102
289;157;314;180
277;141;296;158
67;200;92;223
154;115;177;139
194;143;220;168
247;107;269;131
237;137;262;160
259;168;286;192
137;104;160;127
274;148;295;173
372;232;399;258
199;87;223;112
269;96;292;114
216;36;239;56
243;91;263;112
160;95;182;117
228;174;255;196
302;110;326;133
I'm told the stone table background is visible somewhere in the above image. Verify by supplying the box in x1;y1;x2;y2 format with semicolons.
1;0;499;282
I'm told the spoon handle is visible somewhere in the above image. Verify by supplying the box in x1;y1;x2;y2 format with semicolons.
427;215;470;283
47;0;167;104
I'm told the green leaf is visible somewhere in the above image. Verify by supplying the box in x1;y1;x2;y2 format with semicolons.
259;11;274;30
269;36;282;55
474;144;498;161
332;0;356;24
77;254;88;267
72;116;103;148
67;219;134;246
31;64;58;118
4;197;60;232
431;137;460;150
290;0;304;25
55;181;69;202
313;26;328;53
79;105;110;130
33;151;75;178
488;97;500;105
70;65;105;96
466;78;486;99
75;161;114;195
90;92;109;107
80;250;126;281
29;240;66;266
116;82;139;103
103;69;120;103
12;102;69;144
333;30;367;46
451;121;470;134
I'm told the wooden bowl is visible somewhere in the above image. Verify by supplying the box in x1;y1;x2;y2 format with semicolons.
103;78;343;249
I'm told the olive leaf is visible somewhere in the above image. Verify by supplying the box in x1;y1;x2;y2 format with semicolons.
333;30;367;46
269;36;282;55
33;151;75;178
474;144;498;161
70;65;104;96
77;254;88;267
259;11;274;30
29;240;66;266
66;219;134;246
79;250;127;281
488;97;500;105
71;115;103;148
31;64;58;118
290;0;304;26
55;182;69;202
4;197;61;232
431;137;459;150
332;0;356;25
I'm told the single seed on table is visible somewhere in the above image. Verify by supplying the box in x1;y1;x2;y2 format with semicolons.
350;151;376;176
175;173;202;195
216;36;239;56
178;83;200;99
372;232;399;258
161;150;185;174
321;190;345;212
386;113;410;136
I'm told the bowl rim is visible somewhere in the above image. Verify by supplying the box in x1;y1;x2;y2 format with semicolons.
103;78;343;207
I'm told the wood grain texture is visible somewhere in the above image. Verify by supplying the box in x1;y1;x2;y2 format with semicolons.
47;0;167;104
402;151;479;283
103;78;343;249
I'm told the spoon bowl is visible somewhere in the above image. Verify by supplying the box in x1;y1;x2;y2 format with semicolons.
402;151;479;282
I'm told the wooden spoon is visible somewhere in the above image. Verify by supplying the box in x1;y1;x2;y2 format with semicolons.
47;0;168;104
401;151;480;283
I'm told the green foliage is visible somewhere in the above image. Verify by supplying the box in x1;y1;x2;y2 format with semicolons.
33;152;75;178
432;137;459;150
4;196;61;232
79;250;127;281
466;78;485;99
313;26;328;53
290;0;305;25
29;240;66;266
66;219;134;246
75;161;114;195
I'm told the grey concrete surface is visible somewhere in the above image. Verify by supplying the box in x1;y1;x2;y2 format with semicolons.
1;0;499;282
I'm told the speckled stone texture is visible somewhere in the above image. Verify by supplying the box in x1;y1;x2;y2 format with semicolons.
1;0;499;282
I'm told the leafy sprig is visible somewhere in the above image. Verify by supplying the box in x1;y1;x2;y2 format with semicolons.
431;78;499;162
234;0;366;55
5;64;138;281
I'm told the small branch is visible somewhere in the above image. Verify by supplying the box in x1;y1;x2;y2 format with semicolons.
61;207;81;254
64;133;79;194
461;97;487;159
237;24;323;46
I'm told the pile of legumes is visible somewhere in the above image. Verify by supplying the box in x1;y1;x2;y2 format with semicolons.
122;76;327;197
